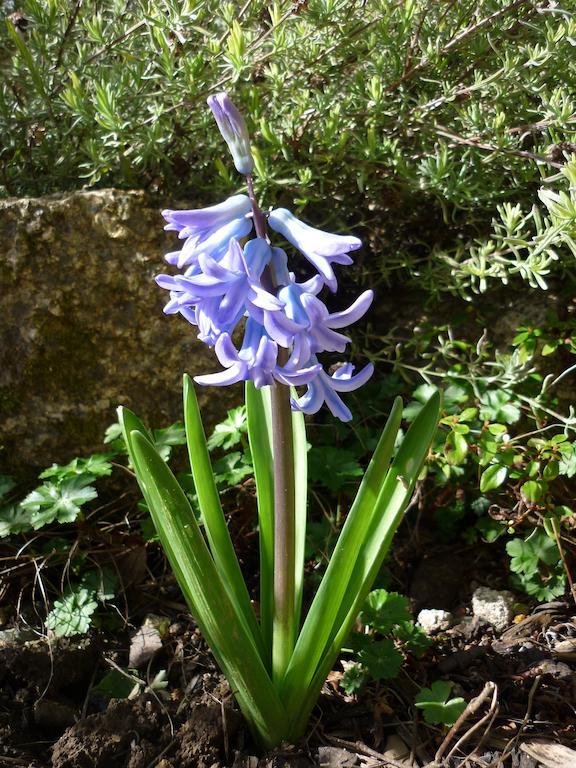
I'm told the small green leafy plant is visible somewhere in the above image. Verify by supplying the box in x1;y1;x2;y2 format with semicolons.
415;681;466;726
340;589;431;695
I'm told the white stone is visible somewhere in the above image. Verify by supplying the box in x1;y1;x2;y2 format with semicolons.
472;586;515;631
417;608;453;634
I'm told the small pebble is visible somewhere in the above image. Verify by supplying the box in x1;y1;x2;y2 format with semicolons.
471;586;515;631
417;608;453;634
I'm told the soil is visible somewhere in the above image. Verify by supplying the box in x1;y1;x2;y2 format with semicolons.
1;486;575;768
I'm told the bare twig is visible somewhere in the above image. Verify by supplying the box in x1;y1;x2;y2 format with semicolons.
494;676;540;767
434;681;498;763
433;124;563;169
53;0;83;70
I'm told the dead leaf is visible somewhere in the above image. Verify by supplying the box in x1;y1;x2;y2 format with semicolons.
520;740;576;768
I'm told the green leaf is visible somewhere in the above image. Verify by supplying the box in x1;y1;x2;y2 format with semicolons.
340;661;368;694
126;427;284;747
479;391;521;425
81;568;118;601
153;422;187;461
46;587;98;637
308;446;363;493
280;396;404;719
360;590;411;633
444;430;468;465
181;377;265;663
207;406;247;450
394;621;432;657
40;453;114;481
415;681;466;725
284;392;440;741
245;381;274;658
521;480;545;503
212;451;253;487
93;669;138;700
543;461;559;482
0;504;33;538
22;476;98;529
558;443;576;478
480;464;508;492
354;636;403;680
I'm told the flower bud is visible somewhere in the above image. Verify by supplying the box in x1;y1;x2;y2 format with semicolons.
207;92;254;175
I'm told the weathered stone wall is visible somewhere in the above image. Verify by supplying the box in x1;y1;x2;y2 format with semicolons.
0;189;240;473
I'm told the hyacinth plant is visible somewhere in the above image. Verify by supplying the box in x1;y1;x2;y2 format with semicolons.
119;94;440;748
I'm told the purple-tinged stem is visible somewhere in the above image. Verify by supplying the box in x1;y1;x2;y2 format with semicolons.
246;173;296;681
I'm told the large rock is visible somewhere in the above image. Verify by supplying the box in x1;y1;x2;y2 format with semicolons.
0;189;239;473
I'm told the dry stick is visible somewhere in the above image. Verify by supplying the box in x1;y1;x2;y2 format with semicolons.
443;682;499;764
325;735;414;768
434;681;497;763
433;124;563;169
494;676;540;768
53;0;83;69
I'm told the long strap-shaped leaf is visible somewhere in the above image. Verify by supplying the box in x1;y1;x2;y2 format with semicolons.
245;382;274;661
121;420;286;747
183;376;264;659
282;393;440;732
279;396;403;704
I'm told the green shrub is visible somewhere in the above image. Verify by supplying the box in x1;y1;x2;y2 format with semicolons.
2;0;576;295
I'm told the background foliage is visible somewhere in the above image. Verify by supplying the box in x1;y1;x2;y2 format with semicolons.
2;0;576;295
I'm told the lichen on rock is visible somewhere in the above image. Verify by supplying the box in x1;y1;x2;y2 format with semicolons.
0;188;240;474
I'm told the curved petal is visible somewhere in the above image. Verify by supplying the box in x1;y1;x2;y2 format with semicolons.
327;290;374;328
162;195;251;234
214;334;241;367
290;380;324;414
327;362;374;392
194;362;246;386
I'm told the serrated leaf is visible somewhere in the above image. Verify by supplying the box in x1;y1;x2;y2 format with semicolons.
207;406;247;451
81;568;118;601
212;451;253;487
22;476;98;529
558;444;576;478
308;446;363;493
153;423;187;461
40;454;114;481
357;638;403;680
46;587;98;637
479;391;520;425
0;504;33;538
340;661;368;694
394;621;431;657
361;589;411;633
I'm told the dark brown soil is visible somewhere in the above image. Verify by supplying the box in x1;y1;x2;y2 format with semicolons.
1;581;575;768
